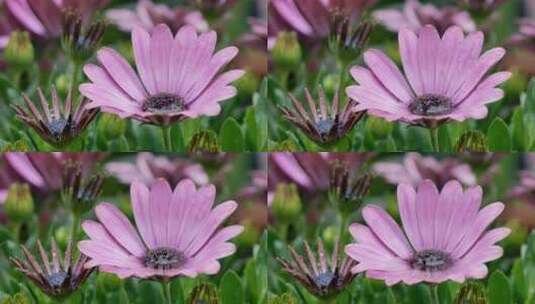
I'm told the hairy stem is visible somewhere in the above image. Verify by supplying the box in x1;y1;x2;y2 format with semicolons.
162;125;173;152
430;128;439;152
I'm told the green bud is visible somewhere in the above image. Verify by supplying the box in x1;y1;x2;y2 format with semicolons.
188;283;220;304
454;281;488;304
188;130;221;152
96;272;122;292
4;31;34;69
97;113;127;140
269;293;297;304
235;70;259;99
321;74;340;98
1;292;31;304
4;183;34;223
271;183;302;223
271;31;302;71
454;130;488;152
321;226;338;249
366;116;393;140
0;140;31;152
55;74;70;97
54;226;69;249
270;139;299;152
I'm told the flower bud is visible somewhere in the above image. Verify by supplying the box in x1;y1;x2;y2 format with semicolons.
61;11;106;63
61;161;104;216
4;183;34;223
321;226;338;249
97;113;126;140
235;70;259;99
188;130;221;152
454;131;488;152
271;183;302;223
54;226;69;249
329;163;371;215
329;17;373;64
55;74;70;97
366;116;393;140
269;293;297;304
187;283;220;304
271;32;302;71
322;74;340;97
96;272;122;292
1;292;31;304
4;31;34;69
453;281;488;304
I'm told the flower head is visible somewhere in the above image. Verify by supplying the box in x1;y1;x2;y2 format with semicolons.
5;0;110;38
105;152;208;186
106;0;208;33
373;153;477;188
278;239;356;298
61;160;105;216
61;10;106;63
373;0;476;34
346;25;510;128
280;87;365;145
10;237;94;298
345;179;510;286
78;179;243;279
80;24;244;125
12;87;98;147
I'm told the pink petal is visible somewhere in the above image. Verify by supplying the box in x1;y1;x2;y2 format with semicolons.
132;26;157;95
6;0;46;36
416;25;440;94
169;179;197;248
150;24;174;93
148;179;173;248
397;183;423;251
131;181;156;248
414;180;440;249
4;153;45;188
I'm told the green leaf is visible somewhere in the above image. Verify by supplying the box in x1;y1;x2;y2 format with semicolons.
245;107;259;151
488;270;512;304
437;282;452;304
487;117;512;151
512;259;527;303
438;125;452;152
512;107;530;151
219;117;245;151
220;270;244;304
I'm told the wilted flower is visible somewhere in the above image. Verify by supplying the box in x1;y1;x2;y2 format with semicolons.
268;0;375;46
373;0;476;34
12;87;98;147
329;162;372;213
79;179;243;279
329;18;373;62
61;161;104;216
80;24;243;125
268;152;373;192
453;281;488;304
105;152;208;187
373;153;477;187
5;0;110;38
4;152;104;193
278;239;356;298
10;238;94;299
345;180;510;285
187;283;220;304
454;130;489;152
106;0;208;33
61;11;106;63
279;87;365;145
346;25;510;128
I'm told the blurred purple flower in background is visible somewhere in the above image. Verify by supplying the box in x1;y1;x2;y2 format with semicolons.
373;0;476;34
346;180;509;285
106;152;208;186
373;153;477;187
106;0;208;33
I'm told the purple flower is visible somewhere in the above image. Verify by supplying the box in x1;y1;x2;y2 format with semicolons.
509;19;535;50
80;24;244;125
373;153;477;187
346;25;510;128
268;0;375;47
373;0;476;34
345;180;510;286
509;171;535;201
106;0;208;33
105;152;208;186
268;152;373;192
5;0;110;38
78;179;243;279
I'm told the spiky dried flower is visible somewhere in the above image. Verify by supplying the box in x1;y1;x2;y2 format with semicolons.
61;160;105;216
278;239;356;298
12;87;98;147
62;10;106;63
329;16;374;62
329;162;372;214
10;238;94;299
280;87;365;145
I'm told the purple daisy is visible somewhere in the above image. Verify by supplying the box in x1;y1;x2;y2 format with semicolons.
80;24;244;126
345;179;510;285
5;0;110;38
373;0;476;34
346;25;510;128
106;0;208;33
78;178;243;279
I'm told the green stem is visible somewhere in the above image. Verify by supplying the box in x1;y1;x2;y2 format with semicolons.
161;125;172;152
70;61;81;101
278;223;289;242
162;280;172;304
430;128;439;152
339;213;350;245
70;213;80;243
12;223;21;244
431;284;439;304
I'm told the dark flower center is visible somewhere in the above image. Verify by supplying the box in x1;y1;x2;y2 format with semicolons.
317;118;335;137
314;271;335;288
143;247;186;270
142;93;185;113
410;249;451;272
409;94;453;116
46;271;69;289
48;119;70;138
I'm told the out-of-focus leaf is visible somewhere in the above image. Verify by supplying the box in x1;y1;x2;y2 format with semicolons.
220;270;244;304
488;270;512;304
487;117;512;151
219;117;245;151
